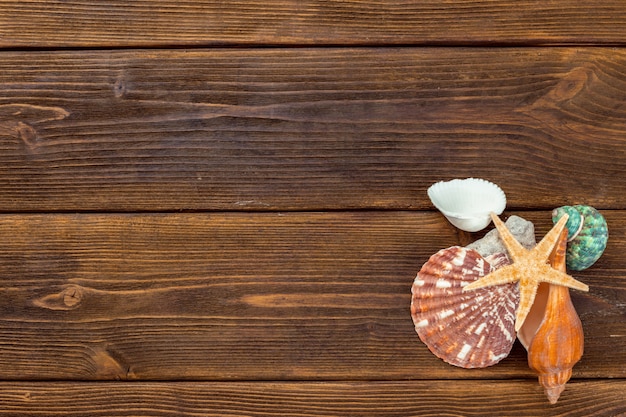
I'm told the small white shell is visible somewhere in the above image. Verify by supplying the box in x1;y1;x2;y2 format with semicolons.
428;178;506;232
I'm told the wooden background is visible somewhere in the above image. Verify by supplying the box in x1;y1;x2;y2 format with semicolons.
0;2;625;416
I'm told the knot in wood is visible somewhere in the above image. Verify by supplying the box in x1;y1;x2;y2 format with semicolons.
62;285;83;308
33;284;86;311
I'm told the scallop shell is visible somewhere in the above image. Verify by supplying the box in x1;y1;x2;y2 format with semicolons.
552;205;608;271
410;246;519;368
427;178;506;232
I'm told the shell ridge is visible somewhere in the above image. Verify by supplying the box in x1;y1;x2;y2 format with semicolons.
567;212;585;242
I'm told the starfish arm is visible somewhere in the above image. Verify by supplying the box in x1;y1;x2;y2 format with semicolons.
462;266;518;291
532;214;569;263
515;278;540;331
539;266;590;292
490;212;527;261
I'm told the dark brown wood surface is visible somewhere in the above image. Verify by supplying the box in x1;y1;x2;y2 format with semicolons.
0;211;622;381
0;48;625;212
0;3;625;417
1;1;626;47
0;381;624;417
0;211;623;415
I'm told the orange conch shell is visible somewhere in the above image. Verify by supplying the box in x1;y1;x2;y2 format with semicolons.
517;227;584;404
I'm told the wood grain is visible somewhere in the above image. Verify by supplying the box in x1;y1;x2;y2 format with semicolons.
0;48;625;211
3;1;624;414
0;380;624;416
0;211;623;380
1;1;626;47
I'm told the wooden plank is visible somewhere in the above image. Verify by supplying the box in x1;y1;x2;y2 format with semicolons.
0;211;623;380
1;1;626;47
0;48;625;211
0;380;624;416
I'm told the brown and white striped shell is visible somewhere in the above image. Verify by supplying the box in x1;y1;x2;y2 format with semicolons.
410;246;519;368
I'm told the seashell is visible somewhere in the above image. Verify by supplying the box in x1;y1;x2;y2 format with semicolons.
410;246;519;368
552;205;608;271
427;178;506;232
517;227;584;404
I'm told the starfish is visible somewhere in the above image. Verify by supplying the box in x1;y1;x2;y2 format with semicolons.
463;212;589;332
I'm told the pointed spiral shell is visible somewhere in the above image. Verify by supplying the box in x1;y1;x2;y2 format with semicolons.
519;227;584;404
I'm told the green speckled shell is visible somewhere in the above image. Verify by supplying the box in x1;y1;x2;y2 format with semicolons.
552;205;608;271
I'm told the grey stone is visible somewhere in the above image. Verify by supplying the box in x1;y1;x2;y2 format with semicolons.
467;215;536;258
